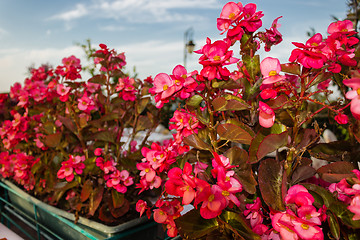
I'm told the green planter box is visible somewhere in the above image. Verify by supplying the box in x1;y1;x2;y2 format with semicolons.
0;179;168;240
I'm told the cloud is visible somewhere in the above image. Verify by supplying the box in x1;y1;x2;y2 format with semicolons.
0;28;8;39
0;46;84;92
49;3;88;21
49;0;220;24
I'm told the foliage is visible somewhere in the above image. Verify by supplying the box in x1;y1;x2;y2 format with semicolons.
134;2;360;239
0;43;167;225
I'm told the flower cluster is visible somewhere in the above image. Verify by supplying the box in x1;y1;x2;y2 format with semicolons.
136;1;360;239
0;43;165;224
329;169;360;221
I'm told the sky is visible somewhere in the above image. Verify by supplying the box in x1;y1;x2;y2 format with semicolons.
0;0;349;92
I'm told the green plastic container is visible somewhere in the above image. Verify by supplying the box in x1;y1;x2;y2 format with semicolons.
0;179;165;240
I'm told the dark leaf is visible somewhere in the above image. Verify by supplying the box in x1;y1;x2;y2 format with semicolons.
256;131;288;162
224;146;257;194
281;63;301;75
291;165;316;185
88;74;107;84
110;199;130;218
91;130;116;143
89;185;104;216
220;211;261;240
80;179;92;202
308;141;357;162
258;158;286;211
98;205;116;223
317;161;356;183
135;115;153;132
308;71;332;88
212;95;251;111
136;97;150;114
175;209;218;239
217;123;253;145
183;133;211;150
57;115;76;133
43;132;62;148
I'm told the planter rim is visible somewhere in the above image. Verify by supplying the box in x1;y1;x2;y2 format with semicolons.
1;178;149;234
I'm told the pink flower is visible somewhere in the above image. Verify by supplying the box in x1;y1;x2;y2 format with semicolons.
195;184;227;219
260;57;286;85
285;185;314;206
217;2;243;33
343;78;360;120
334;112;349;124
348;195;360;220
258;101;275;128
328;20;355;34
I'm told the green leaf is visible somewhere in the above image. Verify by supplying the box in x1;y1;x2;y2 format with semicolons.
111;189;125;209
258;158;286;211
224;146;257;194
183;133;211;150
217;123;253;145
317;161;356;183
243;55;260;81
308;141;357;162
80;179;93;202
327;210;341;240
91;130;116;143
256;131;288;162
43;132;62;148
136;97;150;114
175;209;218;239
219;211;261;240
281;63;301;75
135;115;153;132
89;74;106;84
186;94;203;107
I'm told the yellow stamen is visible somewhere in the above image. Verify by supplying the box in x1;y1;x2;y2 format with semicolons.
222;191;230;197
301;224;309;230
181;74;187;79
229;13;236;20
163;85;168;91
268;70;277;76
208;194;215;202
311;42;319;47
213;56;221;61
357;88;360;95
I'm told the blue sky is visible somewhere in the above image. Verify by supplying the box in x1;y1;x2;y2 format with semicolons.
0;0;348;91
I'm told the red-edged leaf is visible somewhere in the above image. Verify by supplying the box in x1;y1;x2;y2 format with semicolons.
281;63;300;75
217;123;253;145
258;158;286;211
57;115;76;133
224;146;257;194
80;179;93;202
256;131;288;162
43;132;62;148
98;205;117;223
89;74;106;84
183;133;211;150
317;161;356;183
89;185;104;216
110;199;130;218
